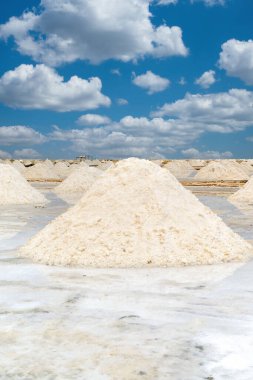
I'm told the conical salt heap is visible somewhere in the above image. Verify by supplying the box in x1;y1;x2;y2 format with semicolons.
53;162;70;179
229;176;253;204
0;164;47;205
20;158;252;267
163;160;196;179
54;165;102;195
24;162;60;180
195;161;249;181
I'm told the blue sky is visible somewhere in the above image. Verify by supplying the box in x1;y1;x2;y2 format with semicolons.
0;0;252;159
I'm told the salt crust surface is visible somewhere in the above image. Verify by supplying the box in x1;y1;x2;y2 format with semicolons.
24;162;60;180
0;164;47;205
54;166;102;194
21;158;252;267
163;160;196;178
229;176;253;204
195;161;249;181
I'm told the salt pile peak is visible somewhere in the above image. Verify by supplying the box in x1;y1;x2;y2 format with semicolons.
25;162;60;180
54;165;102;194
163;160;196;178
20;158;252;267
53;162;70;179
195;161;249;181
0;164;47;205
229;176;253;204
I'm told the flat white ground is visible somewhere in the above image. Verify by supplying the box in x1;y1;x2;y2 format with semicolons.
0;185;253;380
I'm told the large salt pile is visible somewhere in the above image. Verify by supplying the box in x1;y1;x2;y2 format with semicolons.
163;160;196;178
20;158;252;267
54;166;102;195
228;176;253;204
54;162;70;178
0;164;47;205
24;162;60;180
195;161;249;181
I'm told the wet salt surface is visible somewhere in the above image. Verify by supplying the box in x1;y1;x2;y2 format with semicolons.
0;187;253;379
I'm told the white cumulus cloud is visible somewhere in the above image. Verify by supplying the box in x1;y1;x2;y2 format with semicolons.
76;114;111;127
219;39;253;85
0;0;188;66
0;125;46;146
195;70;216;89
117;98;129;106
13;148;41;158
190;0;226;5
157;0;178;5
152;89;253;133
181;148;233;159
47;88;253;158
133;71;170;94
0;64;110;112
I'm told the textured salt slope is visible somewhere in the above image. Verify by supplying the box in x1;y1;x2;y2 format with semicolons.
0;164;47;205
229;176;253;204
240;161;253;175
25;162;60;180
164;160;196;178
195;161;249;181
12;161;25;173
53;162;70;178
54;166;102;194
21;158;252;267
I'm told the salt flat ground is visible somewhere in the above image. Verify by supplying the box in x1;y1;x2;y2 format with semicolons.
0;185;253;380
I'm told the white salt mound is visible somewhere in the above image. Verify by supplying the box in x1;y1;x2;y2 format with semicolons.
188;159;207;168
164;160;196;178
0;164;47;205
229;176;253;204
54;166;102;194
44;159;54;169
54;162;70;178
195;161;249;181
24;162;60;180
20;158;252;268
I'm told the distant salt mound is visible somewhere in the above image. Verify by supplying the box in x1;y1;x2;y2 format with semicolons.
229;176;253;204
54;162;70;179
188;159;207;168
0;164;47;205
98;161;114;171
164;160;196;178
54;166;102;195
44;159;54;169
24;162;60;180
20;158;252;267
195;161;249;181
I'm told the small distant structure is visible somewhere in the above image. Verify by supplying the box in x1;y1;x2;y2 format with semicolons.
76;155;93;161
